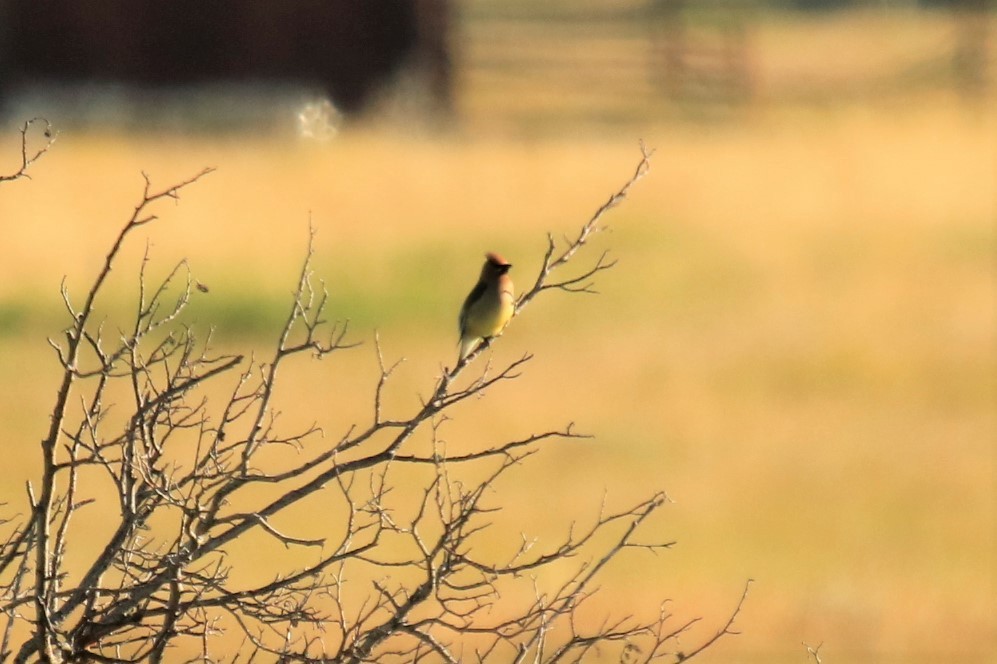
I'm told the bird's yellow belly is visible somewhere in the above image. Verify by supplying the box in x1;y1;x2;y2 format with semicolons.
465;300;513;338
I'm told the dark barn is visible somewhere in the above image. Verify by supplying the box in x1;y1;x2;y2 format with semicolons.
0;0;452;120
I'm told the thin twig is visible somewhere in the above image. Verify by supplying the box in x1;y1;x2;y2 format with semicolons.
0;118;56;184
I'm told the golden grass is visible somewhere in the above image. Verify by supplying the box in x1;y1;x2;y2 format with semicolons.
2;97;992;660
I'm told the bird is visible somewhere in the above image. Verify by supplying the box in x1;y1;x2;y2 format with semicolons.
458;252;515;361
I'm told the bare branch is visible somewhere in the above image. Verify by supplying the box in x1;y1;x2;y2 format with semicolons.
0;118;56;184
675;579;753;662
515;143;654;316
804;641;824;664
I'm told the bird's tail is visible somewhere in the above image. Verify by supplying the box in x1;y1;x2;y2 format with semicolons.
458;336;478;361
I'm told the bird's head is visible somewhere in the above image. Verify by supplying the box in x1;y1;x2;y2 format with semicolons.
484;252;512;276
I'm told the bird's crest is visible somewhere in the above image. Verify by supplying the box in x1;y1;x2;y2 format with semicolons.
485;252;510;267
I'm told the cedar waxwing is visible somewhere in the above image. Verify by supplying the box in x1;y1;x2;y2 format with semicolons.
458;252;514;360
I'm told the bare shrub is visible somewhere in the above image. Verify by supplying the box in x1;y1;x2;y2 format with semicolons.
1;124;748;662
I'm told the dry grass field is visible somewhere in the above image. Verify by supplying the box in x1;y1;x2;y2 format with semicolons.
1;6;994;663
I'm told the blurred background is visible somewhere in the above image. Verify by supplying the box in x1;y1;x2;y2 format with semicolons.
0;0;993;661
